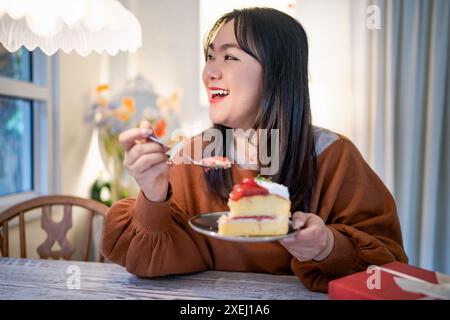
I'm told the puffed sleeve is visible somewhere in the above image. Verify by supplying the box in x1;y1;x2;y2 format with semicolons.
290;137;408;292
101;182;211;278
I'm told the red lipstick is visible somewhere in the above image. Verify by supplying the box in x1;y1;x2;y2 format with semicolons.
208;87;229;104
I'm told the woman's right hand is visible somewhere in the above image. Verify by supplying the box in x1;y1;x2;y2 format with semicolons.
119;120;171;202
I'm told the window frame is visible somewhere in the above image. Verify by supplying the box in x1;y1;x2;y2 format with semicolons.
0;50;60;211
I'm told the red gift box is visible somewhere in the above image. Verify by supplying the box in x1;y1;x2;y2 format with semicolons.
328;261;443;300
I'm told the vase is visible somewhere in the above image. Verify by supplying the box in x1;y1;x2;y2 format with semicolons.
97;127;137;202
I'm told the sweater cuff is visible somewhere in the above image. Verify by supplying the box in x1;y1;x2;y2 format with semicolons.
312;226;360;275
132;191;173;233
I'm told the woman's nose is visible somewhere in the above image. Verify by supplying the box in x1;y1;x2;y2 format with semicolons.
205;65;222;80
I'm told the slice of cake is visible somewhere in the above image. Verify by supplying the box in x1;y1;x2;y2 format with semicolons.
218;176;291;236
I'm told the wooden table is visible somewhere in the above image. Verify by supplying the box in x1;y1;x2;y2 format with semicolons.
0;257;327;300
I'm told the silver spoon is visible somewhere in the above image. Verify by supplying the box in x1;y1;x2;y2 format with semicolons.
148;134;231;170
147;134;173;159
147;134;168;148
182;154;232;170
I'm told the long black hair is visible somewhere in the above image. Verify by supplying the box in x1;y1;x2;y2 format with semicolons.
202;7;316;213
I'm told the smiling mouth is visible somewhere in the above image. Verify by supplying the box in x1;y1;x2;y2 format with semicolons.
210;89;230;103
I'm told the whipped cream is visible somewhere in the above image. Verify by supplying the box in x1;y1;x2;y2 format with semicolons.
254;179;290;200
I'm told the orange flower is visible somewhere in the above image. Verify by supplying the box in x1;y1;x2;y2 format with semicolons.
154;118;167;138
113;97;136;122
96;84;110;93
96;84;110;107
114;108;131;122
122;97;136;113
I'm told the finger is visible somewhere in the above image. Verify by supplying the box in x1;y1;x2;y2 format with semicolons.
279;233;299;245
278;238;309;261
128;152;168;176
278;239;296;252
291;212;314;229
125;141;167;167
278;223;305;245
279;235;319;261
151;161;171;176
119;127;153;151
139;120;152;130
295;224;323;241
281;217;320;244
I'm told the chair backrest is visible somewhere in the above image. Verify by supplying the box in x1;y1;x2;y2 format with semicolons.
0;195;109;262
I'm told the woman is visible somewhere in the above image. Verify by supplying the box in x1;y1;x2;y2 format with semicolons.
101;7;407;293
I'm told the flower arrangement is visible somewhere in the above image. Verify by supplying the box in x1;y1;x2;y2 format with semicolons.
85;75;182;203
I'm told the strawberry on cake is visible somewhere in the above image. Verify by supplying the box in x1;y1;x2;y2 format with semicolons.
218;176;291;236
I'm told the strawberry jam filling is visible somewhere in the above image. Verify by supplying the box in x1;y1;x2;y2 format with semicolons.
229;215;275;221
229;177;269;201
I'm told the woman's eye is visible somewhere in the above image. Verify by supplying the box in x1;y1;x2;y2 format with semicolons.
207;54;214;60
225;55;238;61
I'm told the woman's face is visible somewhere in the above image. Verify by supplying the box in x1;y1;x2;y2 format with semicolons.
202;20;262;129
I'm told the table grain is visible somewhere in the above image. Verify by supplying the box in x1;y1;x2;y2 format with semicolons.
0;257;327;300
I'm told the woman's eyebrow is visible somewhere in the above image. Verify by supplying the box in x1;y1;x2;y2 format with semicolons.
208;43;241;52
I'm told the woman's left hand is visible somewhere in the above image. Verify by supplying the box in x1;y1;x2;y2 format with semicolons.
279;212;335;262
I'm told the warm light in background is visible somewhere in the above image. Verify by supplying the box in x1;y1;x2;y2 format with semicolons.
0;0;142;56
296;0;353;138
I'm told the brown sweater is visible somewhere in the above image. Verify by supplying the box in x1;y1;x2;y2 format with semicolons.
101;129;408;293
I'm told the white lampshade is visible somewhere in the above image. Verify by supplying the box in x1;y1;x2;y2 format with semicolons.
0;0;142;56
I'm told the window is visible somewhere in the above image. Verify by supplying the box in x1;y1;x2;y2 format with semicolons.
0;96;33;196
0;44;59;209
0;47;32;81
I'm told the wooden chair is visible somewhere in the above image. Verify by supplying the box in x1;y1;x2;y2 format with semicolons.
0;195;109;262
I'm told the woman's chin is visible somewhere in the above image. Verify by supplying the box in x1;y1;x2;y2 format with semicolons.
211;120;230;127
209;110;246;129
209;110;228;127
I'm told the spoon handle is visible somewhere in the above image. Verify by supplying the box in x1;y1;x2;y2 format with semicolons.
147;134;173;161
147;134;167;147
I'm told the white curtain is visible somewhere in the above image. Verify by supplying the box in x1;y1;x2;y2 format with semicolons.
350;0;450;274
